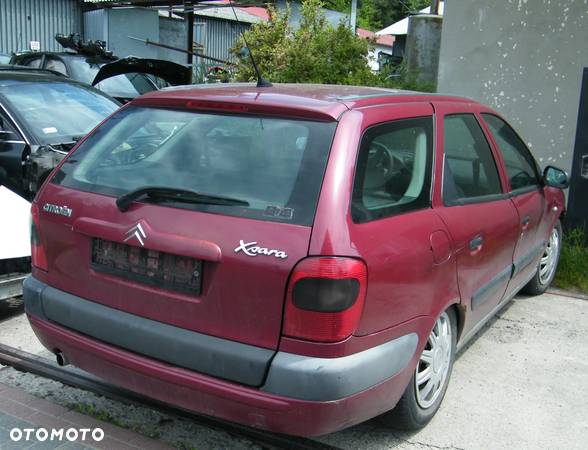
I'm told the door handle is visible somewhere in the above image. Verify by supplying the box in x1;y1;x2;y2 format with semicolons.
521;216;531;230
469;235;484;251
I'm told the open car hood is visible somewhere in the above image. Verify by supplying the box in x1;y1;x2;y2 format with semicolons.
92;57;191;87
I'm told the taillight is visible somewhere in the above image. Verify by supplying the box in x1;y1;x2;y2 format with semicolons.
283;257;367;343
30;203;48;271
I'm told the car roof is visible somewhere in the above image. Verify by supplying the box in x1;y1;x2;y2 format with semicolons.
133;83;474;121
13;51;111;62
0;65;68;80
0;66;120;105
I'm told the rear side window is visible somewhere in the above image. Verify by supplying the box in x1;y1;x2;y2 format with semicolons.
45;57;68;76
481;113;540;191
23;56;42;68
352;117;433;223
443;114;502;204
54;106;337;226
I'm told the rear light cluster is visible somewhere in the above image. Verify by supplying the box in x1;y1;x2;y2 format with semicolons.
283;257;367;343
30;203;48;271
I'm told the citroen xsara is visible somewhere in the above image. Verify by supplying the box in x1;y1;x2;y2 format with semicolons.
24;84;568;435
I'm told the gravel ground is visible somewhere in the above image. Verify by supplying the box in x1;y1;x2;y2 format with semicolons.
1;292;587;450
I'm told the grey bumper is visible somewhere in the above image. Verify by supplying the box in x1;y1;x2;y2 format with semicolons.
24;276;418;401
24;276;273;386
261;333;418;401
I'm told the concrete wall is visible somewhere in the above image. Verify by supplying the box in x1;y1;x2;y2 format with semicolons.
158;16;186;65
405;14;442;84
107;8;159;59
437;0;588;172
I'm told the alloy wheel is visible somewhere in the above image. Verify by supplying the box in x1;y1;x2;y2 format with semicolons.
415;312;452;409
539;227;560;285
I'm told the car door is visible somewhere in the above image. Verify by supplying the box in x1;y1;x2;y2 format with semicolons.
480;113;548;291
432;103;520;333
0;107;27;195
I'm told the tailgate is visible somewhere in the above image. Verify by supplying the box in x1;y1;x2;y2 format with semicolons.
39;184;311;352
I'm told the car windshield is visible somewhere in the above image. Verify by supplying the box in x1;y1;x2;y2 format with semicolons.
0;79;119;145
53;106;337;225
65;56;156;99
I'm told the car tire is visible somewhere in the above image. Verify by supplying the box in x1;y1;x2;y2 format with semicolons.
381;308;457;430
522;220;562;296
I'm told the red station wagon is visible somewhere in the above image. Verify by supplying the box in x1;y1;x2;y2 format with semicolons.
24;84;568;435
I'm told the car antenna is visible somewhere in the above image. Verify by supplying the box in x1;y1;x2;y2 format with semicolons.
227;0;272;88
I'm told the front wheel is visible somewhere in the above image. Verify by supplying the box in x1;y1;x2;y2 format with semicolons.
522;220;562;296
381;308;457;430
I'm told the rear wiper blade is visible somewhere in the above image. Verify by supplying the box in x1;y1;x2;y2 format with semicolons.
116;186;249;212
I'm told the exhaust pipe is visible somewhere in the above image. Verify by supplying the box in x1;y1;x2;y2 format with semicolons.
55;351;69;367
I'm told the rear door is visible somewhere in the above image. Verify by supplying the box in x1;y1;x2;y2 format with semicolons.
432;103;520;332
480;113;547;290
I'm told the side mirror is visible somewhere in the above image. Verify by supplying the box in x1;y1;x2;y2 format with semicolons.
543;165;569;189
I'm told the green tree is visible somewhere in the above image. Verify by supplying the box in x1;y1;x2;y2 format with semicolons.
231;0;376;85
325;0;432;31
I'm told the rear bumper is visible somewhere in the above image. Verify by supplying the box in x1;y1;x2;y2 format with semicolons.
24;276;418;436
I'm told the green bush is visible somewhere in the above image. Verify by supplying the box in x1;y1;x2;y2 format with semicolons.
554;228;588;294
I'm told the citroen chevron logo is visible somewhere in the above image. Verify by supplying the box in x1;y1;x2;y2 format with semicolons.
124;223;147;246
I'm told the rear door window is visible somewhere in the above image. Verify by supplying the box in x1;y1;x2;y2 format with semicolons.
54;106;337;226
352;117;433;222
481;113;540;192
443;114;503;204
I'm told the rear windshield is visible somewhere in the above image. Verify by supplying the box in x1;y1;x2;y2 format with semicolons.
53;106;337;226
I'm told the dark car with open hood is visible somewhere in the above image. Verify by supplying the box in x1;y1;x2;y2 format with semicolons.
0;65;119;197
10;34;192;103
24;83;569;436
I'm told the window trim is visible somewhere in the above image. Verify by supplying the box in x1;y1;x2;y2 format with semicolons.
0;102;30;145
351;115;434;224
441;113;505;207
480;113;542;196
507;184;541;197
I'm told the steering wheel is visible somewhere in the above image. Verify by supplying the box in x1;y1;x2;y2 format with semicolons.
367;142;408;182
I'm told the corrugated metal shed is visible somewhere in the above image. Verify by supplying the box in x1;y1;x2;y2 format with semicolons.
83;8;108;42
194;15;250;64
0;0;83;54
